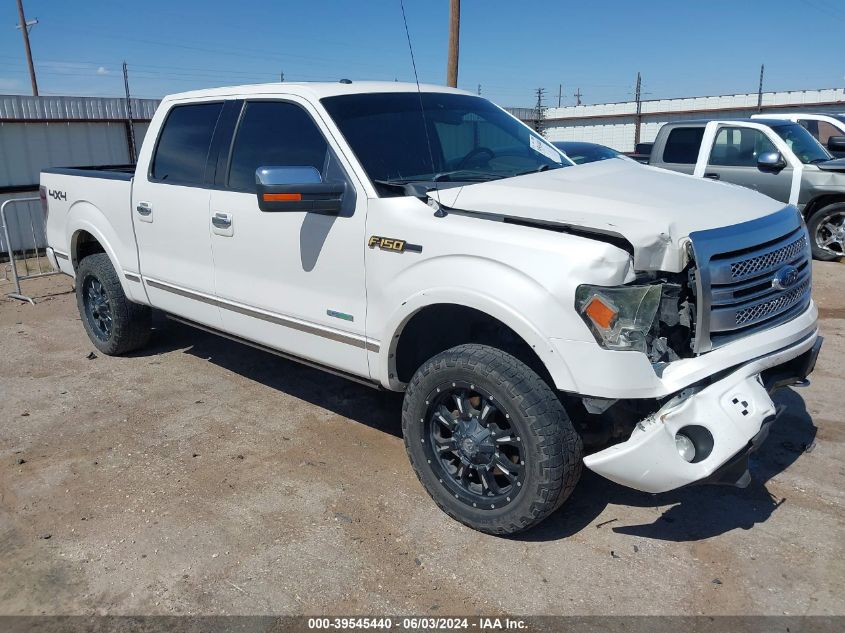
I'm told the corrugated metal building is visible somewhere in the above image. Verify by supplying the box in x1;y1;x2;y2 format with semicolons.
512;88;845;152
1;94;160;255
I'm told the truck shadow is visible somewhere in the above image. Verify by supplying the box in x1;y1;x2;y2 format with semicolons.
141;313;405;439
522;388;817;543
143;315;818;543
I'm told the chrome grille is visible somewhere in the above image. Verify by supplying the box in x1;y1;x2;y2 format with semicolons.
689;207;812;352
735;278;810;326
730;235;808;280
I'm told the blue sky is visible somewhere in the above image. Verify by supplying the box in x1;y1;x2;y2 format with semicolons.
1;0;844;107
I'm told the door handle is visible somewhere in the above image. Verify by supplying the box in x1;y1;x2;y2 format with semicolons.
211;213;232;228
136;203;152;215
704;173;720;180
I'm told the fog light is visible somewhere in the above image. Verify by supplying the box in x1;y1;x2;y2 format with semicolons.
675;433;696;463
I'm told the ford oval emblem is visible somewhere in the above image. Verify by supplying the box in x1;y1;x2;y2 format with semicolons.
772;265;800;290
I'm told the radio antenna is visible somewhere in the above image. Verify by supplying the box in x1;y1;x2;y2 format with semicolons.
400;0;443;210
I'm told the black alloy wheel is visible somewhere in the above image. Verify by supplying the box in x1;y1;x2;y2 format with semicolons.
423;381;525;510
82;275;113;341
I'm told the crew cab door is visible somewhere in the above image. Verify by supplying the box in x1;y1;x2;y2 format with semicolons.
132;100;234;328
207;98;370;377
694;122;798;205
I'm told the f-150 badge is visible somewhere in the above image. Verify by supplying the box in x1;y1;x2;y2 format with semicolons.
367;236;422;253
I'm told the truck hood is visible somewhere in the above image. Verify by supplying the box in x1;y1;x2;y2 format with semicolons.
431;159;784;272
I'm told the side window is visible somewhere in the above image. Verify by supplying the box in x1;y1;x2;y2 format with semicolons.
662;127;705;164
817;121;841;145
228;101;330;192
151;103;223;184
709;127;776;167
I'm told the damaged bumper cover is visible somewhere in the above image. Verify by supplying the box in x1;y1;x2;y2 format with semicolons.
583;334;821;494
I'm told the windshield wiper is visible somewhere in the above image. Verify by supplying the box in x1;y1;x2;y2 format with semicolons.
373;179;431;197
512;164;563;178
432;170;508;182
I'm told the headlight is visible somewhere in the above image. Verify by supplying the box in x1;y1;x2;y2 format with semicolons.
575;284;662;353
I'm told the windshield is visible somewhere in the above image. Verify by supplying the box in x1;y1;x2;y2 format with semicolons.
321;92;568;188
770;123;831;164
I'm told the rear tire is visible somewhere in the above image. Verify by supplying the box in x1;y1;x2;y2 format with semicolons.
807;203;845;261
76;253;151;355
402;344;582;535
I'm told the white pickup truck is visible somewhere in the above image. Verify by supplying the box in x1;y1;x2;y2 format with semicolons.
41;82;821;535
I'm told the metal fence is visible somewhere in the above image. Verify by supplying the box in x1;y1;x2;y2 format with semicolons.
1;196;62;304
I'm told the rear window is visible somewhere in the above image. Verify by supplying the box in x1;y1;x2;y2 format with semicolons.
151;103;223;184
662;127;705;164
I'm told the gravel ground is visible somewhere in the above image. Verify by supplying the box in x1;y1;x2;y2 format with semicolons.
0;263;843;616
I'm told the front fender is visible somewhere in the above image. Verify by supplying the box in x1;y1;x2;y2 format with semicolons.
372;255;582;392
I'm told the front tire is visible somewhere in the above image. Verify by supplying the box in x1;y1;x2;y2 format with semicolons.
402;344;583;535
807;203;845;261
76;253;151;355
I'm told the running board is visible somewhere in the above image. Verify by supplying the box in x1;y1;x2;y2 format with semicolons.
165;314;382;390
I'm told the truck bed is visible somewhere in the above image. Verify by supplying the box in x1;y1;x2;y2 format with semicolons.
41;164;141;292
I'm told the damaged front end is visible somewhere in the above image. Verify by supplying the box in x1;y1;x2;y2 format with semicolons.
580;336;820;493
574;264;698;367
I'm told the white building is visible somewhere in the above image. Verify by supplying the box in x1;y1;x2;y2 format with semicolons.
534;88;845;152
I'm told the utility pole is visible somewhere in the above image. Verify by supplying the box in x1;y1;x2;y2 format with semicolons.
573;88;582;106
558;83;562;107
634;72;642;146
477;83;481;95
534;87;546;135
446;0;460;87
122;62;137;163
15;0;38;96
756;64;765;113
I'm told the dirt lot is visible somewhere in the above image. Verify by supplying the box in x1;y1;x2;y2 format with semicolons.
1;263;843;616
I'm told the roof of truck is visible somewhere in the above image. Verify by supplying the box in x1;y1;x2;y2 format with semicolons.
752;112;845;118
163;81;473;103
661;118;798;127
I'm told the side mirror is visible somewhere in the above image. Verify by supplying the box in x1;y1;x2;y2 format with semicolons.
757;152;786;174
827;136;845;153
256;166;345;214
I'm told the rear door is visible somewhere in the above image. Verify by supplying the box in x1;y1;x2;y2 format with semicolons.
132;100;240;328
653;126;704;174
700;125;793;203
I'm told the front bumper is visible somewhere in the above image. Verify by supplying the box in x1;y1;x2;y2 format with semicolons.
582;334;821;493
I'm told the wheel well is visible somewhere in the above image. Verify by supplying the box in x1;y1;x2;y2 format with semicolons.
804;194;845;219
394;304;553;388
71;230;105;269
